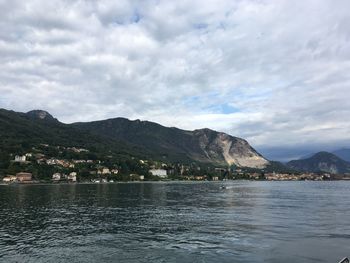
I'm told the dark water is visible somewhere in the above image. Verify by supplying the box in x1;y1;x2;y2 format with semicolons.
0;181;349;263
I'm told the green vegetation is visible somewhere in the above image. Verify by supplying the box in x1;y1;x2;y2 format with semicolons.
0;108;295;181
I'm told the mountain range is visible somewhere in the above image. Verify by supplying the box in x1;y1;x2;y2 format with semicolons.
1;108;349;174
0;109;269;168
72;118;269;168
287;152;350;174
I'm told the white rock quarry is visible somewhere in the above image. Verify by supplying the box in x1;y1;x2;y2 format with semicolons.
195;129;269;168
218;133;269;168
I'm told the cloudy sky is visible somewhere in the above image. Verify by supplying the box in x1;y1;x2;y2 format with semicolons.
1;0;349;161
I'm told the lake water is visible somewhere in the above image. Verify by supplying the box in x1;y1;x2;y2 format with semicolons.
0;181;349;263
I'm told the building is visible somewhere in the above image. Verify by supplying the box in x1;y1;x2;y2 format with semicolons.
249;173;260;180
2;175;17;183
46;158;58;165
15;155;26;162
68;172;77;182
2;177;11;183
130;174;145;180
149;169;167;178
212;176;219;181
16;172;32;182
34;153;45;159
98;168;110;175
52;173;61;181
111;169;119;174
68;147;89;153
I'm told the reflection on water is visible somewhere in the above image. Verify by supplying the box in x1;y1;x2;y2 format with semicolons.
0;181;349;263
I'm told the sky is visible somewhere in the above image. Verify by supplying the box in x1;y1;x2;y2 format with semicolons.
0;0;349;161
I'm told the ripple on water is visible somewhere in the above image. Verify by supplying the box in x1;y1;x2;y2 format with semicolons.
0;181;349;263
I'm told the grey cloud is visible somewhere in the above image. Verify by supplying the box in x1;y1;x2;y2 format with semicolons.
0;0;349;161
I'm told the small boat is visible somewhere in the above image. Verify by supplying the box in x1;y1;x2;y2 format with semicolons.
220;185;227;189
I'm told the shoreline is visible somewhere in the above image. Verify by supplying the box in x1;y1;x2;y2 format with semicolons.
1;179;350;186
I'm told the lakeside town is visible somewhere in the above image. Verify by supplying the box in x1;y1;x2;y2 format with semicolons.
1;143;350;184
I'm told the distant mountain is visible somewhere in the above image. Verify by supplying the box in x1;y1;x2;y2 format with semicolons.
332;148;350;162
287;152;350;174
299;153;315;160
0;108;269;168
73;118;269;168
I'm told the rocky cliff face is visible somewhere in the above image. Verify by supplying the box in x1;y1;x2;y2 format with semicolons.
26;110;57;122
193;129;269;168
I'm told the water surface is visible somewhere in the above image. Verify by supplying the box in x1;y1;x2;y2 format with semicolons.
0;181;349;262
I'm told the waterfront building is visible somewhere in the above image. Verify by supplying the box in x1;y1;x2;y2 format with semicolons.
68;172;77;182
149;169;167;178
2;175;17;182
52;173;61;181
16;172;32;182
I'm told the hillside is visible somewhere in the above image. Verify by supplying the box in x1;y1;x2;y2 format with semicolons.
0;108;269;168
72;118;269;168
287;152;350;174
0;109;143;157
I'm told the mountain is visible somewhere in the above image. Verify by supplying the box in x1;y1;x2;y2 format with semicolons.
287;152;350;174
0;109;138;157
0;108;269;168
73;118;269;168
332;148;350;162
299;153;315;160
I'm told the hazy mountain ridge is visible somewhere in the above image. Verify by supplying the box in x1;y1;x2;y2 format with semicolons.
287;152;350;174
332;148;350;162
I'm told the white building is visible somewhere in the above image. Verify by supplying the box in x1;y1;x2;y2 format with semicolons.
98;168;110;175
2;175;16;182
52;173;61;181
2;177;11;182
111;169;119;174
68;172;77;182
46;158;58;165
149;169;167;178
15;155;26;162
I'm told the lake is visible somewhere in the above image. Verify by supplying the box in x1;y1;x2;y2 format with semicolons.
0;181;349;263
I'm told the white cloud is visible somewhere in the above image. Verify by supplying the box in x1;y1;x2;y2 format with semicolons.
1;0;350;160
